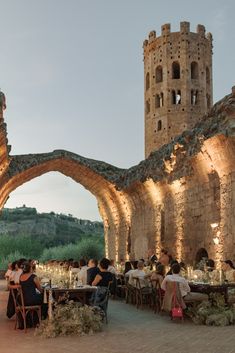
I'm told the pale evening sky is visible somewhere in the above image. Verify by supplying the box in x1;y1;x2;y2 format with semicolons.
0;0;234;220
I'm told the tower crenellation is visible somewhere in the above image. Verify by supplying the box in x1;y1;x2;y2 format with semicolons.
144;22;213;158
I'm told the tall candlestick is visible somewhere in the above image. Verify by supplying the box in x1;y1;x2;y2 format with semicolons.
48;289;53;321
219;269;222;284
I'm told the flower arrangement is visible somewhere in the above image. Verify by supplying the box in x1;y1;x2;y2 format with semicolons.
188;293;235;326
35;301;103;338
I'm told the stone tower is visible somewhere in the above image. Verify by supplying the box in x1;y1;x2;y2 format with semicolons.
144;22;213;158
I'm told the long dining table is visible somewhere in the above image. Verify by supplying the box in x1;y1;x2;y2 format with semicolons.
189;282;235;304
45;285;97;305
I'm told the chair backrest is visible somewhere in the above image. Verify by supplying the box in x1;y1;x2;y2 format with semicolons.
133;276;150;289
132;277;140;289
150;278;161;289
92;282;111;306
9;284;25;309
161;281;186;312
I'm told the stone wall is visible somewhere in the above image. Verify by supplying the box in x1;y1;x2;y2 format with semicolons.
0;90;235;266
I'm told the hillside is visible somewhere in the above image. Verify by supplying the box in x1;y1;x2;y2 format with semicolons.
0;206;103;247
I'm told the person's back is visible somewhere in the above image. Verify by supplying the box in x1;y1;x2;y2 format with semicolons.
19;262;43;306
129;261;149;288
87;266;100;285
151;264;164;286
20;274;39;305
92;258;113;287
13;261;23;284
77;259;88;285
161;263;208;303
161;263;190;297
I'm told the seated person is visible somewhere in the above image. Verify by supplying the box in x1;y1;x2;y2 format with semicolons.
12;260;23;284
70;261;80;273
222;260;235;282
161;263;208;302
151;264;165;286
87;259;99;285
9;261;17;284
108;259;117;275
77;259;88;285
92;258;113;287
166;260;179;275
128;261;150;288
206;259;215;272
5;263;12;289
124;261;132;275
20;261;43;306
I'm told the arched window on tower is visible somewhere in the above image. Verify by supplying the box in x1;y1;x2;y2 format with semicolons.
191;90;198;105
172;90;181;104
172;61;180;79
157;120;162;131
146;72;150;90
206;67;210;85
145;99;150;113
156;93;164;108
155;94;160;108
160;92;164;107
176;90;181;104
155;66;163;83
191;61;199;79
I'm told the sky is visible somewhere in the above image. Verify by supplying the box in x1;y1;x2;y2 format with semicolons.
1;0;234;220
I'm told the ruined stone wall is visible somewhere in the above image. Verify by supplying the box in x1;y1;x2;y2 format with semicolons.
0;90;235;266
119;137;235;265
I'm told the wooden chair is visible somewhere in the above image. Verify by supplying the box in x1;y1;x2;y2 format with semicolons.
133;277;152;309
161;281;186;321
125;282;136;305
116;274;126;299
150;279;163;313
9;284;41;332
91;281;112;324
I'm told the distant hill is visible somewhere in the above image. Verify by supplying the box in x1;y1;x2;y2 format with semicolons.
0;206;103;247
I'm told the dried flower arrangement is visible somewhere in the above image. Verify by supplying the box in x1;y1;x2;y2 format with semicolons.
35;301;103;338
188;293;235;326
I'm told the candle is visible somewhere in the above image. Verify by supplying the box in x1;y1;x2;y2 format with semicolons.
187;266;190;279
48;289;53;321
219;269;222;284
43;288;47;304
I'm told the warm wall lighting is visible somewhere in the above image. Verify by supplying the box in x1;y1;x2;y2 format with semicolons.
210;223;219;229
213;237;219;245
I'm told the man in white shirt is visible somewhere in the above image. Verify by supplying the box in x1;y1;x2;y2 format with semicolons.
108;259;117;276
161;263;208;301
128;261;149;288
161;263;190;297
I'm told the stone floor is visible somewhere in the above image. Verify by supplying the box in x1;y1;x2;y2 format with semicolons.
1;280;235;353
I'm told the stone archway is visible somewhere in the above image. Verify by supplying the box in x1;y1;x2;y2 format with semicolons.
0;150;132;261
